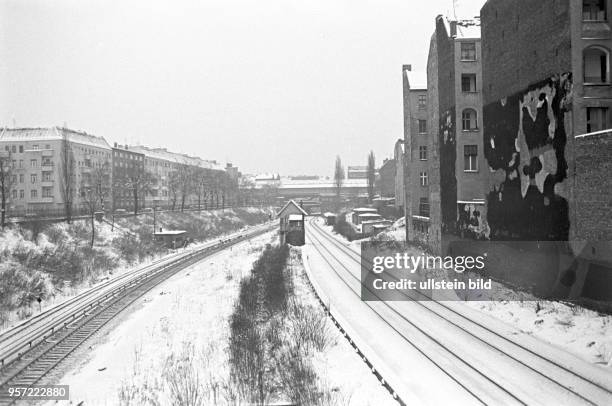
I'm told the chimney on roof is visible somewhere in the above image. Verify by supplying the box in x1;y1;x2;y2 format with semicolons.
450;21;457;38
402;64;412;72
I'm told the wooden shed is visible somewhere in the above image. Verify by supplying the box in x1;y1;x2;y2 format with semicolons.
278;200;308;246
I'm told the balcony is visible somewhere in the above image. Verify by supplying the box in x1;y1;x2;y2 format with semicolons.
42;150;54;157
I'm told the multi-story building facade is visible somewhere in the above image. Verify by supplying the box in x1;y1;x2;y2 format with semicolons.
0;127;237;218
0;127;112;216
112;144;145;211
377;158;395;198
481;0;612;299
393;139;405;213
421;17;487;252
402;65;431;241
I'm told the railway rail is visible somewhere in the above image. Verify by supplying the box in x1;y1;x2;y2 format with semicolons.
0;222;275;405
305;217;612;405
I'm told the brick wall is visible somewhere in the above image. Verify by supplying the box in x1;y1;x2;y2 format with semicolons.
574;132;612;241
481;0;572;105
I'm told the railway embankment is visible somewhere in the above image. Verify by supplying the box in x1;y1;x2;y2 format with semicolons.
0;207;273;331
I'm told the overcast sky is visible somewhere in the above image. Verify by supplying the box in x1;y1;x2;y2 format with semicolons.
0;0;485;176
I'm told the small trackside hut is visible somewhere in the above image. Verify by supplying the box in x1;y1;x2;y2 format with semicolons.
154;228;188;249
277;199;307;246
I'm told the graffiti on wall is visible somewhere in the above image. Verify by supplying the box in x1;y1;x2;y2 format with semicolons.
483;73;573;240
439;108;457;231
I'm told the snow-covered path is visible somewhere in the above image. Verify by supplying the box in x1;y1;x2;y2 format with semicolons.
304;217;612;406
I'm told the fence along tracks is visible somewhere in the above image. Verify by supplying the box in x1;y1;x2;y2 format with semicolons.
0;223;274;405
306;217;612;406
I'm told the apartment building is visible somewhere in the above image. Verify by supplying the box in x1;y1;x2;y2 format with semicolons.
0;127;112;216
420;17;487;252
401;65;431;242
112;143;145;211
481;0;612;299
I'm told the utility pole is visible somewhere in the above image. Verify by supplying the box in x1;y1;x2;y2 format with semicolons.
153;206;157;235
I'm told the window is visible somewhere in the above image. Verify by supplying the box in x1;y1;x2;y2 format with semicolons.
462;109;478;130
30;159;38;168
11;145;16;153
42;158;52;167
419;146;428;160
19;174;24;183
461;74;477;92
584;46;610;83
45;144;50;149
419;171;428;186
42;172;52;182
418;94;427;109
31;174;37;183
583;0;607;21
32;144;39;150
19;190;24;199
586;107;609;132
18;160;23;168
461;42;476;60
464;145;478;171
18;145;23;153
419;198;430;218
31;189;38;199
418;120;427;134
42;187;53;198
12;189;17;199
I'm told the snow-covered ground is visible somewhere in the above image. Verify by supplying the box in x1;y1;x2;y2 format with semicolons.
325;217;612;369
47;229;393;405
0;208;272;332
288;248;397;405
47;231;277;405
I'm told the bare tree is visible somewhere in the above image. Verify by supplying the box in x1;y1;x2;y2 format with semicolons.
366;150;376;203
220;171;237;210
333;155;344;208
116;170;156;215
81;162;111;248
177;164;192;212
168;170;181;211
192;167;215;211
0;151;16;228
59;136;76;223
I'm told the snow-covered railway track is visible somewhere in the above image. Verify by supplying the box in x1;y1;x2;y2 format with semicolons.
305;218;612;406
0;223;275;405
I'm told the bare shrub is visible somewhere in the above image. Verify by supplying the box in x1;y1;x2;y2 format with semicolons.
163;343;206;406
287;300;336;353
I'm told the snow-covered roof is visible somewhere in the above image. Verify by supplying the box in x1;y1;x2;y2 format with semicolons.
255;173;280;181
405;70;427;90
129;145;222;170
0;127;112;150
456;24;481;39
277;199;308;216
358;213;382;218
154;230;186;236
278;178;367;189
353;208;378;213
